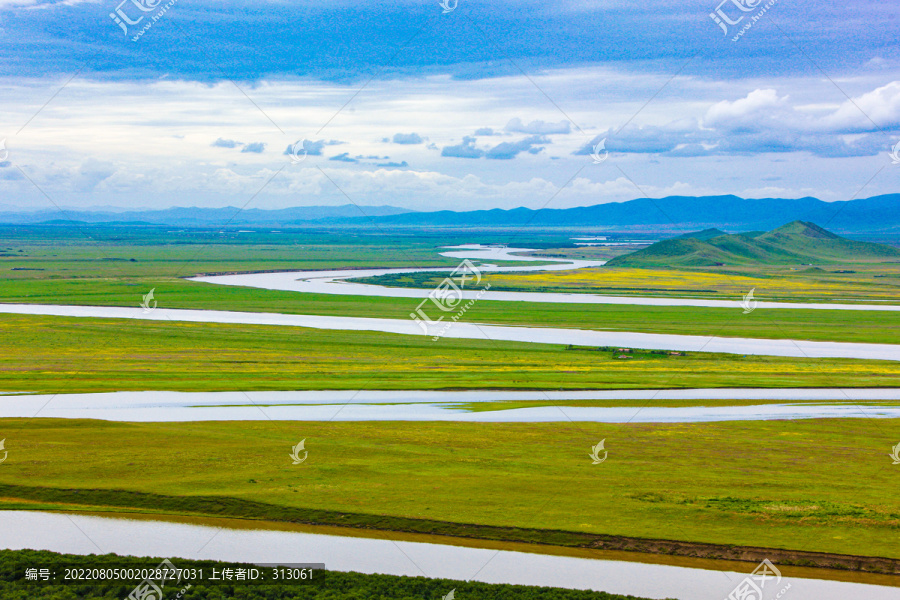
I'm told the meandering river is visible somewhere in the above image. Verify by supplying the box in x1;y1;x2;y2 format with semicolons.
1;245;898;360
191;244;900;311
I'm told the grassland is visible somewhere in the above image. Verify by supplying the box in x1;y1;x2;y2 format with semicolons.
525;243;651;261
3;223;898;589
2;225;900;579
0;226;467;278
1;418;898;560
1;314;899;393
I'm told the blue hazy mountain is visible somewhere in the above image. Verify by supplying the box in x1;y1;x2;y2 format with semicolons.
363;194;900;233
1;194;898;233
0;204;413;227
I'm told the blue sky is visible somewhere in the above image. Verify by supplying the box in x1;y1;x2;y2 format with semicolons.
1;0;899;211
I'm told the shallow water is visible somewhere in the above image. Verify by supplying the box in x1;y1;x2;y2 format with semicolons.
3;389;900;421
0;511;896;600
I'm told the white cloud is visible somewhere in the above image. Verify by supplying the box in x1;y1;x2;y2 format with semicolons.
392;132;423;144
2;68;900;209
73;158;116;192
703;89;789;129
823;80;900;132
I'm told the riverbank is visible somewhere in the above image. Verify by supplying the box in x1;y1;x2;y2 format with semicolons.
3;514;900;600
3;490;899;576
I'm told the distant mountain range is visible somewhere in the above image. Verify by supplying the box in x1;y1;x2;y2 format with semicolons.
365;194;900;234
0;204;412;227
606;221;900;268
1;194;899;234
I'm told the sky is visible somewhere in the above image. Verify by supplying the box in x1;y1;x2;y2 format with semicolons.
1;0;899;212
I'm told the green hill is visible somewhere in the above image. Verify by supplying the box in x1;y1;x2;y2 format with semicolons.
606;221;900;268
675;227;728;241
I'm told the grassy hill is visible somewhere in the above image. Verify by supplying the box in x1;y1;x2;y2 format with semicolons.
675;227;727;240
606;221;900;268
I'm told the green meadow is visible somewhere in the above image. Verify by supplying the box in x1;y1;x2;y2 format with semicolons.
0;418;897;560
3;224;900;573
1;314;898;393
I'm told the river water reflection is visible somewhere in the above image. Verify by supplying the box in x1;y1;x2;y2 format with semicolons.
2;389;900;421
0;512;897;600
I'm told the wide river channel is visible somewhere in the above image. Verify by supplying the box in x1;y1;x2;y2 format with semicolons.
1;511;897;600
